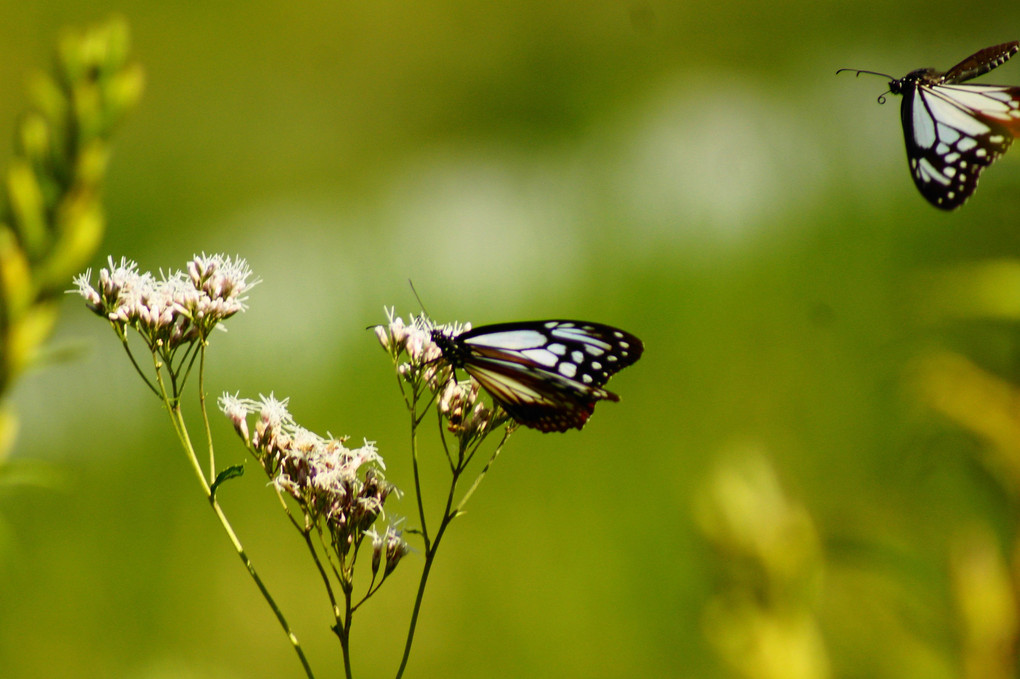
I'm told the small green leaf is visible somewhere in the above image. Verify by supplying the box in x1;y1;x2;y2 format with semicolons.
210;464;244;497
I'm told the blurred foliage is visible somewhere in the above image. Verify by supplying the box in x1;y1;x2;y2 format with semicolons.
0;15;142;461
696;449;830;679
4;1;1020;679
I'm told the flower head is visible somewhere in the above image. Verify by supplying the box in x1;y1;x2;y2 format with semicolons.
366;522;411;577
74;254;258;352
377;308;471;394
219;393;401;560
183;253;259;327
71;256;148;323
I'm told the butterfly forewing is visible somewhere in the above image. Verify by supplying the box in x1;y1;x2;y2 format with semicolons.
849;42;1020;209
433;320;643;433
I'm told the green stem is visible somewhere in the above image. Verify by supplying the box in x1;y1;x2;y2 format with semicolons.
117;332;160;397
197;346;215;482
395;430;478;678
156;358;316;679
394;493;459;679
341;585;354;679
409;394;430;551
301;529;342;622
456;429;511;512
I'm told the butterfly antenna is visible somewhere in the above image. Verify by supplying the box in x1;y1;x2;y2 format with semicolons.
835;68;896;80
407;279;436;331
836;68;896;105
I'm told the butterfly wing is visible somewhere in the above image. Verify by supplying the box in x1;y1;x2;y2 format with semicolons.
942;42;1019;84
461;356;607;432
899;82;1020;209
441;321;643;432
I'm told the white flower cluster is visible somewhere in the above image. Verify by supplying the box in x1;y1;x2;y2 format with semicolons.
375;308;507;437
374;307;463;392
73;254;258;349
219;393;406;569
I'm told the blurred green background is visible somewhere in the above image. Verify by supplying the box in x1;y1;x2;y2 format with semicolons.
4;1;1020;677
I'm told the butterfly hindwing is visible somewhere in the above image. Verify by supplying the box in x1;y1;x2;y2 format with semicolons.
433;320;643;433
464;359;603;432
942;42;1020;83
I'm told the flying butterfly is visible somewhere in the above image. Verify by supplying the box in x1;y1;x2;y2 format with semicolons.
838;41;1020;209
430;320;643;433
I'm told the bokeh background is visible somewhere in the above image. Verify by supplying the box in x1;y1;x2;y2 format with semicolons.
4;1;1020;678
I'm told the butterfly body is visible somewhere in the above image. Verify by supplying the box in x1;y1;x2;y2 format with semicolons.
844;42;1020;209
432;320;643;433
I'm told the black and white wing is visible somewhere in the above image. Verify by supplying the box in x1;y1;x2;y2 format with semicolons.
899;81;1020;209
883;42;1020;209
432;320;643;433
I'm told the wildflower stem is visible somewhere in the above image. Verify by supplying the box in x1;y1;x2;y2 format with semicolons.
203;492;318;679
197;346;218;483
301;528;342;622
158;370;315;679
395;428;505;679
116;333;160;398
456;429;511;512
338;585;354;679
178;339;203;394
409;398;430;551
395;476;460;679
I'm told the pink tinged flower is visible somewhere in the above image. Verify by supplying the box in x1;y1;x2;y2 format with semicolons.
253;393;293;454
383;525;410;575
366;527;384;575
71;256;145;320
218;392;254;446
405;329;426;362
348;439;384;471
467;401;496;435
186;253;258;314
71;271;102;311
374;324;391;351
378;307;410;351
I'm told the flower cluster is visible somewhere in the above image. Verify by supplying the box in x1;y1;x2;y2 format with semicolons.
365;523;411;577
375;308;507;437
73;254;258;351
374;308;456;392
437;378;502;438
375;305;510;434
219;393;408;575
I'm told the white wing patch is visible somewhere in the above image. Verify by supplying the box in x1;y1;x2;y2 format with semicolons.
520;348;559;367
921;91;993;139
937;85;1020;121
464;329;547;350
911;95;937;147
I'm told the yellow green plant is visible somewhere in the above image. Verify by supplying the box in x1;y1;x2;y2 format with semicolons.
0;15;143;460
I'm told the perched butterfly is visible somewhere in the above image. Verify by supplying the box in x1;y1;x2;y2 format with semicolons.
431;320;643;433
839;41;1020;209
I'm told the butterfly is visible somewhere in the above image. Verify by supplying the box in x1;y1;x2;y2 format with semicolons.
839;41;1020;210
430;320;643;432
